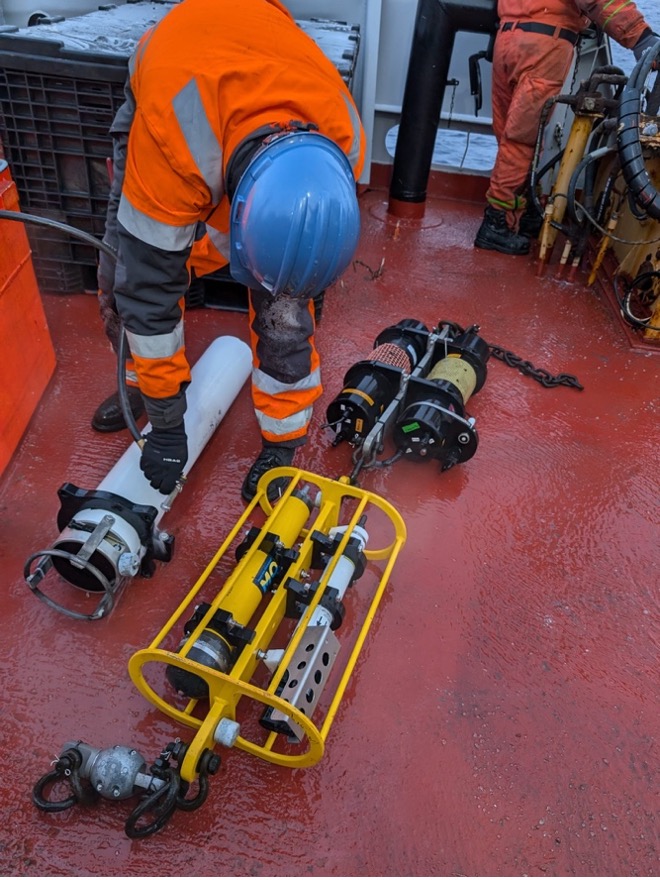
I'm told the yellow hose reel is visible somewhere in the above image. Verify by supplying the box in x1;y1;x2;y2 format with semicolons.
128;467;407;785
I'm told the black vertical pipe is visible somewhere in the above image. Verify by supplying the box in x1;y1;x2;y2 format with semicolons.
388;0;498;217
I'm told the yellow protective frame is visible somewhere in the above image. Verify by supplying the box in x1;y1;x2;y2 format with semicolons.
128;467;407;783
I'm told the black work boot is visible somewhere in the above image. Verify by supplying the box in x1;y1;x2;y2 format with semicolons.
241;445;296;502
518;203;543;239
474;206;530;256
91;387;145;433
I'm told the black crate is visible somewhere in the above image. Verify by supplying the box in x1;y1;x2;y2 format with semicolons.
0;1;177;292
0;64;126;290
0;4;359;299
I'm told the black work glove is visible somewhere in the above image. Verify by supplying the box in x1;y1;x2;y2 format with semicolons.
140;423;188;494
633;29;660;62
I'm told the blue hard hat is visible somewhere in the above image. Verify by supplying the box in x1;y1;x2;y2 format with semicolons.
229;132;360;298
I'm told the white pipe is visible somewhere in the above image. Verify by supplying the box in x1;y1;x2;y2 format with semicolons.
97;335;252;517
309;524;369;628
30;335;252;615
44;336;252;596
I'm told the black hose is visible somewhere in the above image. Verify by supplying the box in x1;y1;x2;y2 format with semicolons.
0;204;142;442
529;96;563;219
583;122;621;228
566;145;616;225
587;68;628;99
613;270;660;331
118;329;144;444
617;45;660;219
647;73;660;116
627;185;651;221
595;168;618;227
590;65;627;77
0;209;117;259
570;146;622;264
533;148;565;188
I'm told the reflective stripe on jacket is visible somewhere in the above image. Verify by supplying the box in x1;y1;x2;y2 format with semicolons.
497;0;649;48
113;0;365;404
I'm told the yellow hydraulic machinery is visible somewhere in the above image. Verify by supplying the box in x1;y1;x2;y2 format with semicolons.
537;114;596;265
33;466;406;838
534;69;626;268
530;46;660;349
608;49;660;344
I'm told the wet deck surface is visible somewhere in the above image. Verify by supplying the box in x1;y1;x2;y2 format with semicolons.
0;187;658;876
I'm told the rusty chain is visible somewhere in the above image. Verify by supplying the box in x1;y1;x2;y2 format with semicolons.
487;343;584;390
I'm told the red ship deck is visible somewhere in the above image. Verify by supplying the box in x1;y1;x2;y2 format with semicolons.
0;183;658;876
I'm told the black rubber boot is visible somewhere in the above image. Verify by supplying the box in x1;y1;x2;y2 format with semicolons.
474;206;530;256
241;445;295;502
91;387;145;433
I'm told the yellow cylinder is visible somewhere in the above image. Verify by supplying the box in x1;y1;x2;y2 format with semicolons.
539;114;595;262
217;492;312;628
427;355;477;404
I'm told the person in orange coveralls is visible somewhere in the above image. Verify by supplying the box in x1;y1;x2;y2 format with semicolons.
94;0;365;501
474;0;658;255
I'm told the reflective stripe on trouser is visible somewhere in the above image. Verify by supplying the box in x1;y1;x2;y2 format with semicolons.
248;289;321;444
189;233;321;444
106;231;218;393
487;29;573;222
97;286;139;386
125;314;191;399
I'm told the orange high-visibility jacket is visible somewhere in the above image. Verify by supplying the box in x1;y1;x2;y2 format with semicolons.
113;0;365;429
497;0;649;47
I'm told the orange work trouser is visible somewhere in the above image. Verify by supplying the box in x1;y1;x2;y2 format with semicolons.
487;27;574;227
101;232;320;446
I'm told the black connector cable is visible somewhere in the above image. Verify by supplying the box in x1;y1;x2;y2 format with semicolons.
0;208;117;259
0;207;143;442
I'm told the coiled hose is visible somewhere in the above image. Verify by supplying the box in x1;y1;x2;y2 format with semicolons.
617;44;660;219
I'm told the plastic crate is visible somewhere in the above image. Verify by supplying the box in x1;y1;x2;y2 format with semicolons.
297;19;360;92
0;3;360;300
0;1;178;292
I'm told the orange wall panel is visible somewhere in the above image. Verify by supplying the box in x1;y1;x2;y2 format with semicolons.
0;161;57;476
